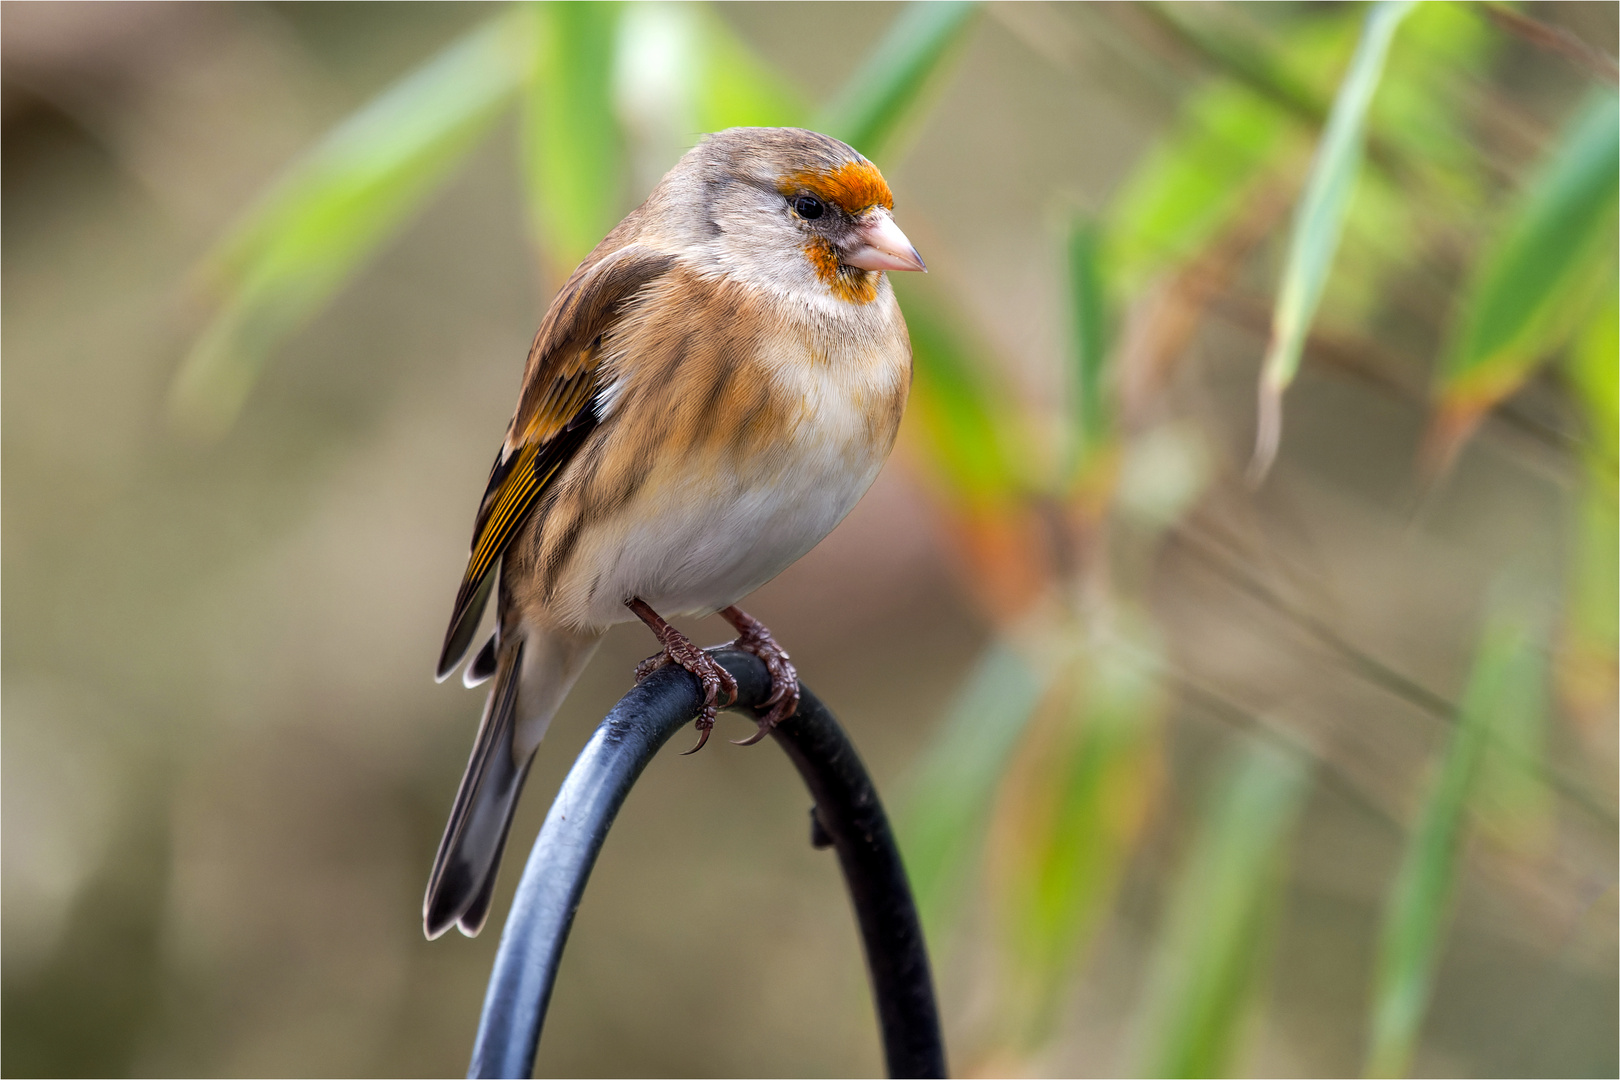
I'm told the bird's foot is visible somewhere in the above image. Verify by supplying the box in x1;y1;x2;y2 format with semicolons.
633;652;667;683
626;598;738;754
719;605;799;745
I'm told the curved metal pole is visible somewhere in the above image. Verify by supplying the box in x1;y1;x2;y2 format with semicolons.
467;649;947;1079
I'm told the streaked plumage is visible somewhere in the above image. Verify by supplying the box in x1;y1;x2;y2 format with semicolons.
425;127;923;939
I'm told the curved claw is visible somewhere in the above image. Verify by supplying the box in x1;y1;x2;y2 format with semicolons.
716;605;800;747
676;659;733;755
765;685;799;725
730;690;798;746
683;660;733;756
623;599;739;756
681;717;715;755
730;724;772;747
716;668;740;708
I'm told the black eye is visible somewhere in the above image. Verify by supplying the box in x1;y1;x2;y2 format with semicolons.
792;194;824;220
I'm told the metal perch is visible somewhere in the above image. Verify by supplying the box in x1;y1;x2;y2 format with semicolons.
466;648;947;1079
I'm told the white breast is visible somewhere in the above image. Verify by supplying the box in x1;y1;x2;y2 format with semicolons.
556;291;908;629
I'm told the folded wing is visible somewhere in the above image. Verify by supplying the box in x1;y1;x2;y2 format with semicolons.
436;243;677;679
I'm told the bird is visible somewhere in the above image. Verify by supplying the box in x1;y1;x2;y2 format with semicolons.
422;127;925;940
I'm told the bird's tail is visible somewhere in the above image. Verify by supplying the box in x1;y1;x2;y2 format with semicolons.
423;627;601;939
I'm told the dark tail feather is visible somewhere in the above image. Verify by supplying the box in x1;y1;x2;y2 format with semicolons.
424;640;533;939
463;634;498;687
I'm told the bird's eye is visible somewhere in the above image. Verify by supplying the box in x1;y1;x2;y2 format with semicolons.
792;194;825;220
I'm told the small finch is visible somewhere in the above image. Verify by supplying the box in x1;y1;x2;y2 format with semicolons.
424;127;925;940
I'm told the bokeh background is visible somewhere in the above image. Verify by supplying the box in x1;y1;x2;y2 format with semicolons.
3;2;1616;1076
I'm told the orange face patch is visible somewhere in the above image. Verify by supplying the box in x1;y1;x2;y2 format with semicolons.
803;237;879;305
778;159;894;214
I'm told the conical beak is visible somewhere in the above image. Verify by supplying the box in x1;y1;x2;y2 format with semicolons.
843;210;927;272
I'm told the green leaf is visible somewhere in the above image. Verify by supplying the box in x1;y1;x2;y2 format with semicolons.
994;639;1161;1046
894;277;1022;503
1437;90;1620;417
1250;0;1415;483
523;1;626;269
1469;615;1552;853
1365;0;1496;212
1136;737;1313;1078
1105;81;1297;296
1364;601;1540;1077
1560;294;1619;729
1567;287;1620;469
1066;214;1113;478
819;0;978;161
1327;4;1499;333
170;9;533;438
897;636;1053;941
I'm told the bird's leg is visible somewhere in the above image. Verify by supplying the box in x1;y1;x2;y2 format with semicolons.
718;605;800;744
625;598;738;754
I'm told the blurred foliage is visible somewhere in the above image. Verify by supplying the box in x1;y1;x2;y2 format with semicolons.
904;636;1052;938
165;1;1616;1075
523;1;625;267
1103;81;1298;295
1428;89;1620;473
1561;288;1619;733
169;7;536;437
1066;215;1113;480
821;0;978;157
1368;594;1551;1078
1252;0;1413;482
1135;738;1311;1078
990;626;1164;1048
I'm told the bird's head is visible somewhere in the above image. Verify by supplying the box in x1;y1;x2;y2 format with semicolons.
668;127;926;308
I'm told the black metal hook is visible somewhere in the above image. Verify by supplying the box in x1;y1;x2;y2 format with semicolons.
466;649;947;1079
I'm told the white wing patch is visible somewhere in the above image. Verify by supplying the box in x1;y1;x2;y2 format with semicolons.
593;373;628;421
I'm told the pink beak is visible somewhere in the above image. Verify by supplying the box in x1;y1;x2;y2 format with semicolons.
842;210;927;273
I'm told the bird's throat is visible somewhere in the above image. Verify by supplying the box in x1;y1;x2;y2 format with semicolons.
803;238;880;305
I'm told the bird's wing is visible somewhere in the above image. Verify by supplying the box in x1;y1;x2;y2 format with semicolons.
436;243;677;679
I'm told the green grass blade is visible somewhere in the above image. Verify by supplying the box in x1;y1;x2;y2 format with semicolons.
1432;90;1619;449
818;0;978;161
1067;214;1112;479
1470;614;1552;852
1326;3;1498;332
523;1;626;269
1567;287;1620;469
897;636;1053;941
1364;602;1540;1077
1136;737;1313;1078
1250;0;1415;483
170;9;533;438
994;639;1161;1046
